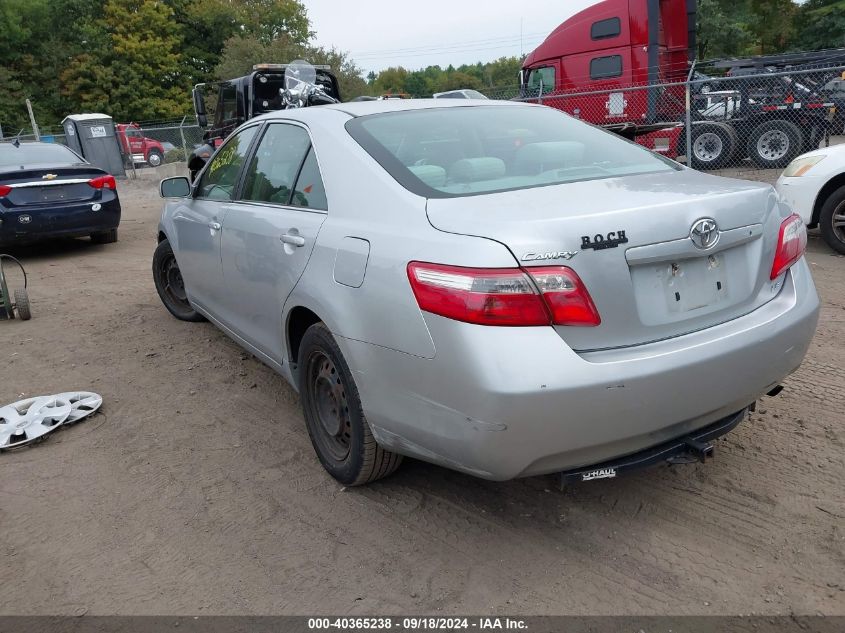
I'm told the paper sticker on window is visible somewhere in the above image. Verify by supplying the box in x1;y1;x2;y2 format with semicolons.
90;126;107;138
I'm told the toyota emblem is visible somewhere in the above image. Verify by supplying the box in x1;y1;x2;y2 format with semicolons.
690;218;720;250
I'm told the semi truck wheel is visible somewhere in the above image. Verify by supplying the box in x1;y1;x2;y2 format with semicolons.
688;123;737;170
747;120;803;169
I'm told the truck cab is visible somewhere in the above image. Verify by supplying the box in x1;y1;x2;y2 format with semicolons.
188;64;342;179
521;0;696;131
116;123;167;167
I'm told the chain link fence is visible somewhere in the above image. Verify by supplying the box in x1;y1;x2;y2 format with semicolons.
482;62;845;181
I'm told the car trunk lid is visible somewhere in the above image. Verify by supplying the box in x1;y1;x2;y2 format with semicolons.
426;170;784;351
0;165;108;208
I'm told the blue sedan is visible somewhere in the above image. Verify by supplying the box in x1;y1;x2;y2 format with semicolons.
0;142;121;246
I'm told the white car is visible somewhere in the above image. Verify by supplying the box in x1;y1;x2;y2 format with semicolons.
776;143;845;254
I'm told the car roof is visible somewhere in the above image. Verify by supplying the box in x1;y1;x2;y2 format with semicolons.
252;98;528;124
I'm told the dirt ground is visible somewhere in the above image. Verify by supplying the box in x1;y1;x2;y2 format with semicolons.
0;173;843;616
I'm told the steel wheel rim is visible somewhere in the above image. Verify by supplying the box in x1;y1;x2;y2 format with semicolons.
306;351;351;462
149;154;162;167
694;132;723;162
832;199;845;243
757;130;790;160
159;254;189;306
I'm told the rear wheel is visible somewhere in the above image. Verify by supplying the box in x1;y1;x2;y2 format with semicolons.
14;288;31;321
91;228;118;244
152;238;205;321
747;120;803;169
819;185;845;255
688;123;737;170
298;323;402;485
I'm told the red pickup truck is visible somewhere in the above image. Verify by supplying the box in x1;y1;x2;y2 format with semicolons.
116;123;166;167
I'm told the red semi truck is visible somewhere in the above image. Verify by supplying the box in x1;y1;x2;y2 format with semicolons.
521;0;840;169
115;123;167;167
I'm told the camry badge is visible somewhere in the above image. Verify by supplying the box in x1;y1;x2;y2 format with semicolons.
690;218;720;250
521;251;578;262
42;173;58;180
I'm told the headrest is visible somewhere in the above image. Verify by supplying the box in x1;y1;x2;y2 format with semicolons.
408;164;447;188
448;157;506;183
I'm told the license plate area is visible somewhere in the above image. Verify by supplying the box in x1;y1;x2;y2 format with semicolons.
662;254;728;314
41;187;68;202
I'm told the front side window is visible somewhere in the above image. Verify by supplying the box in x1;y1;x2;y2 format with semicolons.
527;66;555;93
241;123;311;205
195;125;258;200
590;55;623;80
346;105;679;198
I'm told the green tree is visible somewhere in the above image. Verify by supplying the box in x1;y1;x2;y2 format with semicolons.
62;0;187;121
794;0;845;50
749;0;796;53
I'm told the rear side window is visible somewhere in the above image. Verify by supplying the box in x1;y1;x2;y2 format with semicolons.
590;55;623;80
196;125;258;200
241;123;311;205
591;17;621;40
291;147;328;211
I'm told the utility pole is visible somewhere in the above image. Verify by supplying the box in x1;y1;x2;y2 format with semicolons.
25;99;40;141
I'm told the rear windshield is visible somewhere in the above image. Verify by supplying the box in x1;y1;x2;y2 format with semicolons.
345;105;679;198
0;143;83;168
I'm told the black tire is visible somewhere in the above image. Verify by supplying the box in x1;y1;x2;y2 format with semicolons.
147;149;163;167
14;288;31;321
152;238;205;322
90;228;118;244
687;122;737;170
819;185;845;255
747;120;804;169
298;323;402;485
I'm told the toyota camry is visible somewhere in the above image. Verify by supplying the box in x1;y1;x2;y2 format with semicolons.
154;100;819;486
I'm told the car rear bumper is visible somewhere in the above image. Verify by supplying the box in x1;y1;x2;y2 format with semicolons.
0;197;121;245
341;259;819;481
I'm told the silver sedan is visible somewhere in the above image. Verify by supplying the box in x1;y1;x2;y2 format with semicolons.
154;100;819;485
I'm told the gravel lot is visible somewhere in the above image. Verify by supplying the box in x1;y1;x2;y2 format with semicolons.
0;172;843;616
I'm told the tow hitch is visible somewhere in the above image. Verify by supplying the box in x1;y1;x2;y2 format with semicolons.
558;408;746;487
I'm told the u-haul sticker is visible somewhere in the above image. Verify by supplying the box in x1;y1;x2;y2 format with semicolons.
582;467;617;481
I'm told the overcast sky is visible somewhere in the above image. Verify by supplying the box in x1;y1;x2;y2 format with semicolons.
304;0;603;74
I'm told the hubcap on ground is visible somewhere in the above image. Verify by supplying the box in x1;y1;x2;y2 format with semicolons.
307;352;351;461
694;132;723;162
757;130;790;160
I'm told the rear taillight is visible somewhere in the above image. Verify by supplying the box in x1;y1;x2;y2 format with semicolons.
0;185;11;197
88;175;116;190
407;262;600;327
770;214;807;280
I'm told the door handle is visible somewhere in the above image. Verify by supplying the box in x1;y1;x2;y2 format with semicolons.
208;221;222;231
280;233;306;247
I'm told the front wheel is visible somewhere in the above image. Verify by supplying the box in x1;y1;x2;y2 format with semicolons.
819;185;845;255
152;238;205;321
147;150;163;167
298;323;402;485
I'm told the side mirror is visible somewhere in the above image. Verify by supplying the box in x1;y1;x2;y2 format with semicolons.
160;176;191;198
192;86;208;128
